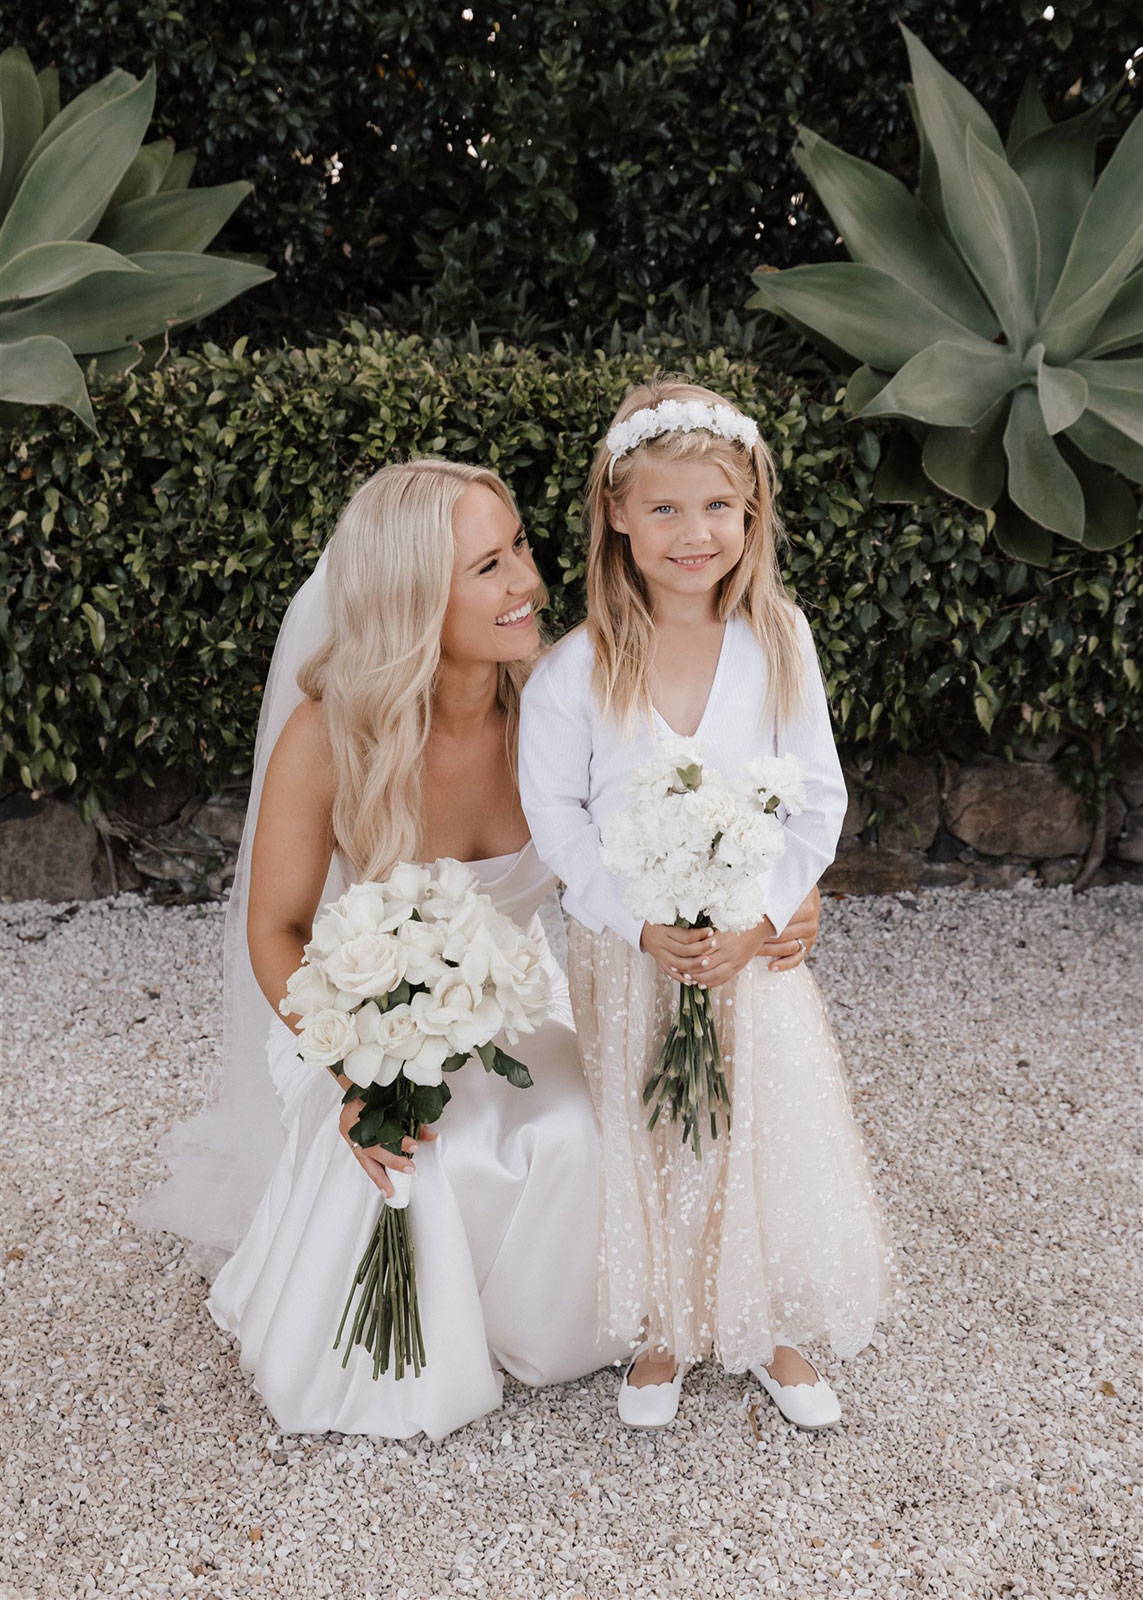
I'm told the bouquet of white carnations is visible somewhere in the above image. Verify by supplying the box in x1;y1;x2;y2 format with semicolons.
600;744;806;1158
280;858;551;1380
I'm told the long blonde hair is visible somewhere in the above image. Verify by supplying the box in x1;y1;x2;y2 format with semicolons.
585;379;803;728
297;459;539;881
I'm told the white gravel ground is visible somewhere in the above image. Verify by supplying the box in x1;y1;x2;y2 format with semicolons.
1;884;1140;1600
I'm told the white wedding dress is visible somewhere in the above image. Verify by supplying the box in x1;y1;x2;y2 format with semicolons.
206;842;626;1441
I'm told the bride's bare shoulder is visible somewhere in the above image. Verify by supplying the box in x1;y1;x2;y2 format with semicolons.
268;698;336;796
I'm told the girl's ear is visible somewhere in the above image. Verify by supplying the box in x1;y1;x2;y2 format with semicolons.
605;494;629;535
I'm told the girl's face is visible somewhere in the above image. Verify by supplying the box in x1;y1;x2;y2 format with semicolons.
608;456;747;614
440;483;541;664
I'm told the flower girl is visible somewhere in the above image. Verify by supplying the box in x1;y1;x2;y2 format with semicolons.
518;380;898;1429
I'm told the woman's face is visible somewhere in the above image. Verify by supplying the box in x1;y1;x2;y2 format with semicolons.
608;456;746;614
439;483;541;665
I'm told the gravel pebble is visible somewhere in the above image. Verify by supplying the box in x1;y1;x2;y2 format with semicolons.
0;884;1140;1600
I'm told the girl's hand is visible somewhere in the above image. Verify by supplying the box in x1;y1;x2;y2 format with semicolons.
759;885;821;972
338;1098;438;1198
640;921;718;982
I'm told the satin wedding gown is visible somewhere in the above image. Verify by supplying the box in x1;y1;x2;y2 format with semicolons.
207;842;626;1441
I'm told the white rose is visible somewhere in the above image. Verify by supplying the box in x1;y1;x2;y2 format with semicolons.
279;962;341;1021
397;919;448;986
298;1007;360;1068
410;976;483;1037
338;880;409;935
324;932;409;998
341;1000;414;1087
399;1030;452;1086
419;858;481;921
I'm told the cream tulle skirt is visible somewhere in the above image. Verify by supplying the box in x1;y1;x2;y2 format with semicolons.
565;921;900;1371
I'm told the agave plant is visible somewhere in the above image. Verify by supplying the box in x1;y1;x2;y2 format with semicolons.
0;46;272;430
749;26;1143;564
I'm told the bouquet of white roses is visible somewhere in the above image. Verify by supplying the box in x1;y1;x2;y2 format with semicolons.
600;744;806;1158
281;858;551;1379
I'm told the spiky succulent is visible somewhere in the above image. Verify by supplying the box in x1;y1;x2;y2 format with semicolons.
0;46;272;430
749;26;1143;564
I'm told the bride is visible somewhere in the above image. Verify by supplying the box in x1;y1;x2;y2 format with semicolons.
132;457;821;1441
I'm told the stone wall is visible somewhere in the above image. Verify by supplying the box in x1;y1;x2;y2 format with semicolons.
2;738;1142;903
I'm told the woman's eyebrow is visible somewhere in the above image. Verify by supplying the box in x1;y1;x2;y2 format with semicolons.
468;523;524;568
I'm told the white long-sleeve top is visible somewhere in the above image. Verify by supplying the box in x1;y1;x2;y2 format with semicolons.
518;609;848;950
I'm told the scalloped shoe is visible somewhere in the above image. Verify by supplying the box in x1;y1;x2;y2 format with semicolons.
750;1354;842;1431
617;1348;689;1428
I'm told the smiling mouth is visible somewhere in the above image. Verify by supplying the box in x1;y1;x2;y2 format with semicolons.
495;601;534;626
668;554;715;569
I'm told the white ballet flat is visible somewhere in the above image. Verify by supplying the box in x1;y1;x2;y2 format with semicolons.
750;1354;842;1431
617;1347;689;1428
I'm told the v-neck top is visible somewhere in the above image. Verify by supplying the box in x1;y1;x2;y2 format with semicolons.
518;612;848;950
650;619;730;740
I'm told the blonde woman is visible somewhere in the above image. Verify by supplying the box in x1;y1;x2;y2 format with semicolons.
519;383;898;1431
134;455;823;1441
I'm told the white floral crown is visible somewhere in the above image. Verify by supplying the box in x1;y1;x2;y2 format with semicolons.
604;399;760;485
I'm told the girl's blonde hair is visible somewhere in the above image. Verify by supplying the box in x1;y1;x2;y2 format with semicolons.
297;458;541;881
585;378;803;728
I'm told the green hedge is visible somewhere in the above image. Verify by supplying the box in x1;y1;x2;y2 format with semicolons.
14;1;1141;345
2;328;1139;816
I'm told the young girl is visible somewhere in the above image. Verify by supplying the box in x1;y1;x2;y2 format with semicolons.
518;380;898;1430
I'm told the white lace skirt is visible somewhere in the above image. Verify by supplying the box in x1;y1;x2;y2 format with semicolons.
565;920;900;1371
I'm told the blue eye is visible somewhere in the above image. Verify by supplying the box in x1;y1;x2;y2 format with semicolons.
709;500;729;511
479;531;529;574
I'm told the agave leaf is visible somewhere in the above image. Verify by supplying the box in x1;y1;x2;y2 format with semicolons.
872;430;935;502
90;332;167;378
964;127;1039;349
94;181;252;255
1024;343;1088;434
1085;271;1143;358
1059;444;1141;549
0;331;94;429
1071;357;1143;454
0;240;144;300
0;70;156;258
1041;107;1143;362
859;337;1022;426
993;499;1054;565
108;138;175;208
749;263;978;370
159;149;197;192
903;83;946;236
14;68;137;185
1003;384;1085;538
0;249;273;352
0;47;44;214
36;66;60;128
1011;79;1123;307
841;364;891;414
793;127;995;335
922;398;1008;508
900;25;1005;276
1006;78;1052;157
1066;408;1143;481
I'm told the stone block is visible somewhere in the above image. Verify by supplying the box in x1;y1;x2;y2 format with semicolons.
871;754;940;853
840;782;870;840
918;861;975;889
1114;809;1143;865
1038;856;1080;888
1115;735;1143;810
0;798;114;902
945;758;1089;859
105;768;200;830
190;791;249;849
821;845;923;896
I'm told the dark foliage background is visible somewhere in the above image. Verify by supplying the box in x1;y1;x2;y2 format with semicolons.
6;0;1139;346
2;332;1138;812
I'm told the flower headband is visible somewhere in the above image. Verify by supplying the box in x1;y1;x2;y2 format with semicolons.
605;399;760;485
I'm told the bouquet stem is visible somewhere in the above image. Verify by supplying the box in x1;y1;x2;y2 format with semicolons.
334;1202;427;1380
643;956;732;1160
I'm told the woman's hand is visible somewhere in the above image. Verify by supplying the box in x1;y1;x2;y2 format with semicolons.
640;921;718;982
759;884;821;972
338;1098;438;1198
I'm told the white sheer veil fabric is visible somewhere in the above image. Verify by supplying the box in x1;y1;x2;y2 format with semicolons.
130;551;346;1280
